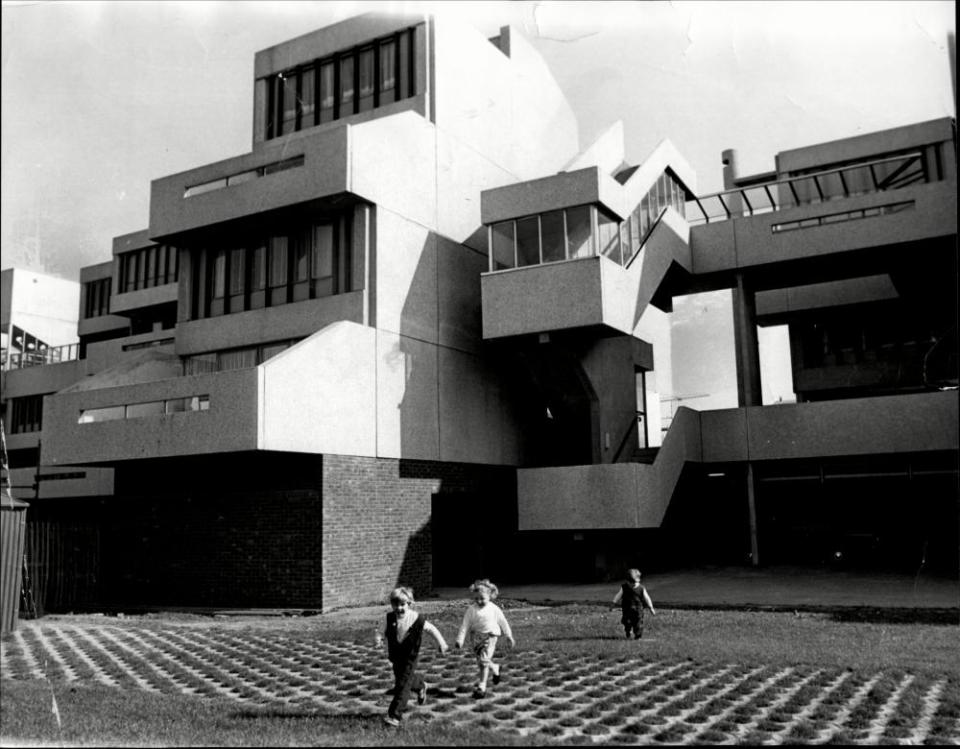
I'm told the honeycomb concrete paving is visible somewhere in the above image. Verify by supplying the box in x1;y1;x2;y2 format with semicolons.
2;621;959;745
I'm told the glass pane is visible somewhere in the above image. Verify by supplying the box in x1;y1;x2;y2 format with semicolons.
165;398;187;414
146;246;157;286
269;236;288;286
340;56;354;111
379;40;396;100
598;209;621;264
319;63;334;121
398;30;410;98
300;67;315;125
358;48;374;112
565;205;592;259
212;250;226;298
183;353;217;375
218;349;257;371
169;246;178;281
540;210;565;263
491;221;515;270
78;405;125;423
260;342;289;362
312;224;333;278
192;395;210;411
229;248;245;295
127;400;165;419
250;244;266;290
293;229;310;282
515;216;540;267
282;73;297;133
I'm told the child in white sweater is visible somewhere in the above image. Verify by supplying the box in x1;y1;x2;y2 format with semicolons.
455;578;514;698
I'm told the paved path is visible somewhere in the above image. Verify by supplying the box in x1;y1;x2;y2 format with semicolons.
2;620;958;745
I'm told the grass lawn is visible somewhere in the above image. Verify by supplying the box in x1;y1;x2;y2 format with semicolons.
2;602;958;746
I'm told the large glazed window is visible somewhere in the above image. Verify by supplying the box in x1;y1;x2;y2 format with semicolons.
264;26;418;140
189;212;355;319
118;244;178;293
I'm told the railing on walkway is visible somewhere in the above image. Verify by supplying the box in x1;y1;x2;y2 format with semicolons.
2;343;80;371
686;151;933;226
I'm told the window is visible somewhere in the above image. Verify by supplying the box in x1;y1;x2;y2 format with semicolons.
566;205;593;259
250;243;267;291
118;245;178;292
515;216;540;267
379;39;396;102
540;210;565;264
80;396;209;423
491;221;515;270
319;62;335;122
212;250;227;299
191;213;353;319
358;47;375;112
11;394;44;433
339;55;354;114
269;235;288;288
263;27;418;140
183;341;300;374
84;278;111;318
300;66;316;127
598;209;621;265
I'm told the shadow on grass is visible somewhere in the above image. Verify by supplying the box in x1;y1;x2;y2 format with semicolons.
541;635;632;642
827;608;959;625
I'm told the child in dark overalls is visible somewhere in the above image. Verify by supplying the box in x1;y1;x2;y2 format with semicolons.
376;586;448;727
612;568;656;639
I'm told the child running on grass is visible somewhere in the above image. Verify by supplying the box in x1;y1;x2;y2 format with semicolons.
612;568;656;639
375;586;448;727
455;578;514;698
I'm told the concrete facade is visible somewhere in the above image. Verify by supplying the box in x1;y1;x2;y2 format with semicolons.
2;13;956;614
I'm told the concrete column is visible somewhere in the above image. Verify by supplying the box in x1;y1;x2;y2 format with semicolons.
732;272;762;407
746;462;759;566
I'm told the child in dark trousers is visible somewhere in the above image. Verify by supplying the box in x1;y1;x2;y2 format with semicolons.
612;568;656;639
376;586;448;727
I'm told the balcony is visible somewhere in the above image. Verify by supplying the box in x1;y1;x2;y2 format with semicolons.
40;321;380;466
2;342;79;371
150;127;351;239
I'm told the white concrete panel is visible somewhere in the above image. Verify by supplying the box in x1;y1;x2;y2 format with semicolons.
349;112;438;231
432;16;579;180
435;130;517;247
375;330;439;460
373;209;438;344
564;120;627;177
260;321;377;456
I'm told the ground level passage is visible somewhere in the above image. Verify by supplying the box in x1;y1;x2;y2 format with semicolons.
2;622;958;745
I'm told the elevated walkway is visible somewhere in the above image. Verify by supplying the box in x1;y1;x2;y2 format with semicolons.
518;390;959;530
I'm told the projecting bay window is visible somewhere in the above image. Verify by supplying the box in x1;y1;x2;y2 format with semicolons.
189;216;352;320
264;27;418;140
488;205;597;271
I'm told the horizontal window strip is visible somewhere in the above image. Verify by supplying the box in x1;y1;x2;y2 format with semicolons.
78;395;210;424
771;201;914;233
184;156;305;198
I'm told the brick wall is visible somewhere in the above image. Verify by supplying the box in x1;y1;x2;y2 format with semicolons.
320;455;516;611
46;489;325;611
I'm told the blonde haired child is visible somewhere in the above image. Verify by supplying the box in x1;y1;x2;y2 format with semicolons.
455;579;514;698
612;568;656;639
375;586;448;727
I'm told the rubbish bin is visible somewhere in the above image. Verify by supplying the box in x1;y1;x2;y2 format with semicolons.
1;494;29;635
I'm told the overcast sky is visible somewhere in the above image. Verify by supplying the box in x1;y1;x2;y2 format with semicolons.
1;1;954;279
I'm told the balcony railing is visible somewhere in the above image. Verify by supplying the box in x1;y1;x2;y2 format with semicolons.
686;151;934;226
2;343;79;371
